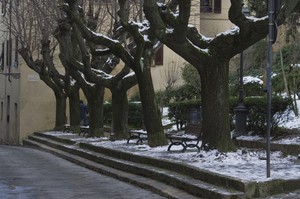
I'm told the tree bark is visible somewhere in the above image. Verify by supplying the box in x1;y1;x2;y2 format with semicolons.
111;88;129;140
134;59;168;147
53;91;67;131
86;86;105;137
200;59;236;151
68;87;81;133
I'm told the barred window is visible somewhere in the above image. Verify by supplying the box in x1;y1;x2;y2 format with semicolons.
200;0;221;14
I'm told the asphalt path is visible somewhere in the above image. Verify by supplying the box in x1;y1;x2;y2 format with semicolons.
0;145;167;199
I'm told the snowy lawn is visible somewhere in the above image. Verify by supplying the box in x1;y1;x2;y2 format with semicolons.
88;138;300;182
45;97;300;183
47;130;300;183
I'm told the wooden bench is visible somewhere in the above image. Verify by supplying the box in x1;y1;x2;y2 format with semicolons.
79;126;90;137
127;130;147;144
166;123;202;152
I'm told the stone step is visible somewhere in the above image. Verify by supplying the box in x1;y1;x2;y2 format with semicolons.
23;139;200;199
34;132;247;193
24;135;245;199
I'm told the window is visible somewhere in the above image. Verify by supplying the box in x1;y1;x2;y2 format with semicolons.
201;0;212;12
214;0;221;13
14;103;18;133
1;102;3;121
14;36;18;67
1;0;7;15
0;42;4;70
155;45;164;66
6;39;12;67
7;95;10;123
200;0;221;13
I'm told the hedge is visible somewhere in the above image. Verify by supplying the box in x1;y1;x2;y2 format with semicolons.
168;96;292;135
103;102;143;128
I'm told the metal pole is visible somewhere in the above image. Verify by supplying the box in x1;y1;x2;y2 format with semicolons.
239;51;244;102
266;0;274;178
233;5;250;138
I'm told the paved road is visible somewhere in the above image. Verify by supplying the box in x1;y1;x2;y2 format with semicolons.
0;145;167;199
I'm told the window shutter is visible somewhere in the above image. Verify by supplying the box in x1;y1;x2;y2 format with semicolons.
155;45;164;66
15;37;18;66
6;40;9;67
6;39;12;67
0;43;4;70
200;0;212;13
214;0;221;13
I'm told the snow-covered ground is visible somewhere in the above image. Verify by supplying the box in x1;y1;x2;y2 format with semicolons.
47;130;299;182
45;97;300;183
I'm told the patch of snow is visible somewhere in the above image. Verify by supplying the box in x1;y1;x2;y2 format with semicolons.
216;26;240;37
243;76;263;85
247;16;268;22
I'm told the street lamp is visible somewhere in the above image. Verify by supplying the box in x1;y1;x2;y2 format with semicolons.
233;5;250;138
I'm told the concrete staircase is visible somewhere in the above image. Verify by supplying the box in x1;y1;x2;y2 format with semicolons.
22;132;298;199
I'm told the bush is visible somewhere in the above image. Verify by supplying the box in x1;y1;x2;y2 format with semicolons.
230;76;264;97
230;96;292;135
129;92;141;102
168;100;201;130
127;102;143;128
103;102;112;124
168;96;292;135
103;102;143;128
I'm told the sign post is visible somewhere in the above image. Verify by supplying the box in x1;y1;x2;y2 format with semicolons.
266;0;280;178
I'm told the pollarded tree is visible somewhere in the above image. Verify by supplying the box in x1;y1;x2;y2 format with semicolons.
57;0;138;138
143;0;300;151
63;0;168;146
56;20;137;139
3;0;73;131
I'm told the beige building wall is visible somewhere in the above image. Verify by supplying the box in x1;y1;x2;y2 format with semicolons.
151;47;185;91
0;5;21;144
19;59;57;141
200;1;235;37
0;71;20;144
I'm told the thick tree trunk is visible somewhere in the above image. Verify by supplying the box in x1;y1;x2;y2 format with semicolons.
200;59;236;151
135;61;167;147
68;88;81;133
86;87;105;137
111;88;129;140
54;92;67;131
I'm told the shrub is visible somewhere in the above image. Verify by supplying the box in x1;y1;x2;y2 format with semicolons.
168;96;292;135
168;100;201;130
103;102;143;128
230;96;292;135
127;102;143;128
230;76;264;97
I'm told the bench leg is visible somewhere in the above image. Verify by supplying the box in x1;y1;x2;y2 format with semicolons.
79;129;85;136
136;138;143;144
127;134;139;144
182;144;201;153
63;127;70;133
127;133;147;144
167;141;185;151
182;140;201;152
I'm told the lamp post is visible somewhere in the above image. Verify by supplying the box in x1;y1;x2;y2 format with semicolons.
233;5;250;138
